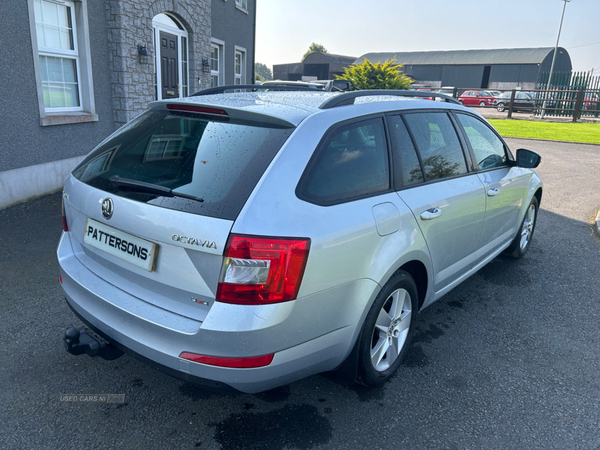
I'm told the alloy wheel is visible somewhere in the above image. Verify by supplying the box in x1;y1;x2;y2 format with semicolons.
520;203;536;251
370;288;412;372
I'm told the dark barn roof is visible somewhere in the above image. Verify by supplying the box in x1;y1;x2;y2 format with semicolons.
303;52;357;65
355;47;570;66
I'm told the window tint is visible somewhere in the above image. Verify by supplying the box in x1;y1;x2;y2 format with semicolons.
389;116;424;186
299;118;389;204
403;112;468;181
73;112;293;220
457;114;507;170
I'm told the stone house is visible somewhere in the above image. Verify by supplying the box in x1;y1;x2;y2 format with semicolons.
0;0;256;208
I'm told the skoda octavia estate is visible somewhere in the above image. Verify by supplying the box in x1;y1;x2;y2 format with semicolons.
58;87;542;393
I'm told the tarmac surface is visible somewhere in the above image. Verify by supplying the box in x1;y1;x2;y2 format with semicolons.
1;138;599;450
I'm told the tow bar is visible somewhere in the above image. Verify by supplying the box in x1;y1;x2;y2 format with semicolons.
63;326;124;360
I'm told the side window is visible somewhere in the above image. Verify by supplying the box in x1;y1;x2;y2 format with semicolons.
457;114;507;170
403;112;468;182
299;118;390;204
388;116;424;186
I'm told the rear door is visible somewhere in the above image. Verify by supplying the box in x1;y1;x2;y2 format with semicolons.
390;112;486;293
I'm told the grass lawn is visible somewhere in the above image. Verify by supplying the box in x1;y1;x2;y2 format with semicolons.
488;120;600;145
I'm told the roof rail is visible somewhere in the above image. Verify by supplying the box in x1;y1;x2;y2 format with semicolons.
191;84;322;96
319;90;460;109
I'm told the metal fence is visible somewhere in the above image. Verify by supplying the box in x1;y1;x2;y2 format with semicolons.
436;71;600;121
535;71;600;119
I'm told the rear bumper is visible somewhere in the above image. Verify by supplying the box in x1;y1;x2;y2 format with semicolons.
64;300;237;393
58;232;378;393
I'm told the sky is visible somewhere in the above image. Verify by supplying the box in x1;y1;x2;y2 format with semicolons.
255;0;600;74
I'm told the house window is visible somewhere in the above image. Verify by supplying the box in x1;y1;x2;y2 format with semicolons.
235;0;248;11
34;0;81;110
235;48;246;85
211;43;221;87
29;0;96;125
181;37;188;97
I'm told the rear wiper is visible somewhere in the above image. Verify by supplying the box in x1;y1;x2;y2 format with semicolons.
109;175;204;203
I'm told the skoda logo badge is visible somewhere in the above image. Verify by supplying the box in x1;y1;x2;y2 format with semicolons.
101;198;114;220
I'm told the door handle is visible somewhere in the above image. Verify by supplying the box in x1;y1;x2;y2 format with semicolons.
420;207;442;220
487;188;500;197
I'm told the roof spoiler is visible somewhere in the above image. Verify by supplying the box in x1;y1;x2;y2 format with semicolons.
148;101;296;129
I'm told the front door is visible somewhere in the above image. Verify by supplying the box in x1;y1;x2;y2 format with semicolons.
454;113;530;261
160;31;179;99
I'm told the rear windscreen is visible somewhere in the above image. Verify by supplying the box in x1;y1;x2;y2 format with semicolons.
72;111;294;220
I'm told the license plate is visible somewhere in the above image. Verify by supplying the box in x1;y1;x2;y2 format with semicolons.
83;219;158;272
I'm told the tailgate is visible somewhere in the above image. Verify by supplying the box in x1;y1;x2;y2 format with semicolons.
64;177;232;323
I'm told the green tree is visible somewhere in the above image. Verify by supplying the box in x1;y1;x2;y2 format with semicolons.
302;43;328;61
255;62;273;81
337;58;413;90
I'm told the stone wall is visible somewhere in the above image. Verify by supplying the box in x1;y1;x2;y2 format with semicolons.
106;0;211;126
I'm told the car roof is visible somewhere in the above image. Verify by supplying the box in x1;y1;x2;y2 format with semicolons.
150;91;464;127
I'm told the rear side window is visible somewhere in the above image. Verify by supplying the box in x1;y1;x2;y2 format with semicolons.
388;116;424;186
72;111;293;220
404;112;468;182
456;114;507;170
298;118;390;205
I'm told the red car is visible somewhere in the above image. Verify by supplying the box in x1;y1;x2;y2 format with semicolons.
583;93;599;111
458;90;495;107
416;88;434;100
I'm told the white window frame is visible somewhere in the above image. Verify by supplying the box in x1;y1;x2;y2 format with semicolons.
28;0;97;126
210;38;225;88
235;0;248;13
152;14;189;101
234;46;246;85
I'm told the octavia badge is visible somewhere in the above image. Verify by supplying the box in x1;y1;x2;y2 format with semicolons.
101;198;114;220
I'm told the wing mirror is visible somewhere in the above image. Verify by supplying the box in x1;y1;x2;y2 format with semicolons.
515;148;541;168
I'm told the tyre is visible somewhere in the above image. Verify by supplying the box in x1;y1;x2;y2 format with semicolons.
479;101;486;107
497;102;505;112
459;100;464;105
505;196;539;258
357;270;418;387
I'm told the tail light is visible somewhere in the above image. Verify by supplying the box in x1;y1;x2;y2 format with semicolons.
216;234;310;305
62;196;69;232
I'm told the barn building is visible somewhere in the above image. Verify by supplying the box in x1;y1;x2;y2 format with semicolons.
355;47;572;90
273;52;356;81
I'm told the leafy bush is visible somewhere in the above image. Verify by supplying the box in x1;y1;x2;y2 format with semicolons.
338;58;413;90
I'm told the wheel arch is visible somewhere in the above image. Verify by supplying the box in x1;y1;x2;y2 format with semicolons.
534;186;543;206
398;260;428;310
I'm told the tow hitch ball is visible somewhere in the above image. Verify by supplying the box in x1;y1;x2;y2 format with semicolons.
63;326;123;360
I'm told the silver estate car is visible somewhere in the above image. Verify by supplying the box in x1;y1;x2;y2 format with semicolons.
58;87;542;393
